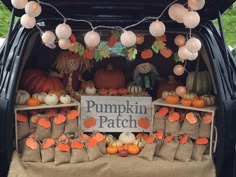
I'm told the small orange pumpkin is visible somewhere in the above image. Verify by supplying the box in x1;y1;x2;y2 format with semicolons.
192;98;205;108
165;93;179;104
136;34;145;45
160;47;172;58
27;98;40;107
108;88;118;96
98;89;108;95
127;144;140;155
181;98;192;106
136;133;149;140
118;88;128;95
107;146;118;154
48;88;65;98
141;49;153;59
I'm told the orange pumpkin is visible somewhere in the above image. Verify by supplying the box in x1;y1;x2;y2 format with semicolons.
160;47;173;58
136;133;149;140
107;146;118;154
192;98;205;108
165;94;179;104
128;144;140;155
136;34;145;45
27;98;40;107
108;88;118;96
48;88;65;98
83;49;94;60
98;89;108;95
181;98;192;106
141;49;153;59
118;88;128;95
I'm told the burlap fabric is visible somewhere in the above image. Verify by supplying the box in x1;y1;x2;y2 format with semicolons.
8;151;216;177
199;120;211;138
70;148;89;164
180;120;199;139
41;147;55;163
29;117;37;132
52;122;65;139
22;144;41;162
35;125;51;139
18;138;26;154
17;121;30;140
175;140;193;162
97;141;107;154
54;147;70;165
64;118;78;134
192;143;207;161
153;115;166;132
138;143;157;161
165;120;180;136
158;140;179;161
154;139;164;156
87;145;103;161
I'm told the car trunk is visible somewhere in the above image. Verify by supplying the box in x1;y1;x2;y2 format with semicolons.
1;0;236;177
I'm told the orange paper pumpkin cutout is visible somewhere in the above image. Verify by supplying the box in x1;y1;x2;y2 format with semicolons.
202;113;212;124
58;143;70;152
71;141;84;149
30;114;40;123
38;118;51;128
154;131;164;140
45;109;58;117
138;117;150;129
84;117;96;128
157;107;169;117
168;112;180;123
17;113;27;122
93;132;104;142
196;138;209;145
58;135;69;144
145;136;155;144
43;138;55;149
141;49;153;59
26;137;38;150
186;112;198;124
87;137;98;147
164;135;174;143
136;133;149;140
179;135;189;144
54;114;66;124
67;110;79;120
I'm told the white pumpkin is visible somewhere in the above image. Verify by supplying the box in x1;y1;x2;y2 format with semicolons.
128;83;143;95
104;134;114;145
161;90;176;99
32;92;47;104
200;94;216;106
85;86;97;95
183;92;198;100
59;94;71;104
119;132;136;144
44;94;59;105
109;140;123;147
133;139;145;148
16;90;30;105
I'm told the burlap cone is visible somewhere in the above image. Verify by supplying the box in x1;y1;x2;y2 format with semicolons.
154;139;164;156
87;145;103;161
138;143;157;161
175;140;193;162
22;144;41;162
180;120;199;139
158;140;179;161
153;116;166;132
199;120;211;138
97;141;107;154
29;121;37;132
54;147;71;165
41;147;55;163
17;122;30;140
18;138;26;154
192;143;207;161
70;148;89;164
64;119;78;134
165;120;180;136
35;125;51;139
52;123;65;139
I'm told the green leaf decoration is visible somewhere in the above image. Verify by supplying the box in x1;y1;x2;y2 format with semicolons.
121;48;128;56
99;47;110;58
127;48;137;61
94;50;103;61
174;52;185;63
152;40;166;53
77;43;85;56
112;31;122;39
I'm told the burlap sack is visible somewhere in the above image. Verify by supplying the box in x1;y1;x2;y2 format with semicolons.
158;140;179;161
192;143;207;161
154;139;164;156
29;120;37;132
97;141;107;154
70;148;89;164
87;145;103;161
180;120;199;139
54;147;71;165
138;143;157;161
41;147;55;163
199;120;211;138
175;140;193;162
22;143;41;162
35;125;51;139
153;116;166;132
18;138;26;154
17;121;30;140
52;123;65;139
165;120;180;136
64;118;78;134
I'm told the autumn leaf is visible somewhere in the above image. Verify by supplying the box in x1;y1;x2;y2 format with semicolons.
121;48;128;56
77;42;85;56
99;47;110;58
112;31;122;39
94;49;103;61
127;48;137;61
174;52;185;63
152;40;166;53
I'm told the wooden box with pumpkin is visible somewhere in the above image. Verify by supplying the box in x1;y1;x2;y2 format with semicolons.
151;99;217;158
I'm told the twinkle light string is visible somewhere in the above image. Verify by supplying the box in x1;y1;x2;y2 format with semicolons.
11;0;205;76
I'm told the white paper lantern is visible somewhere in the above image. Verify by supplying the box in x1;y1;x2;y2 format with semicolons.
173;64;185;76
178;46;193;60
42;31;56;45
58;39;71;50
188;0;205;10
176;86;187;97
185;37;201;53
168;3;188;23
149;20;166;37
25;1;42;17
120;30;137;47
84;31;101;48
55;23;72;39
20;14;36;29
174;35;186;47
188;52;198;61
11;0;28;9
183;11;200;28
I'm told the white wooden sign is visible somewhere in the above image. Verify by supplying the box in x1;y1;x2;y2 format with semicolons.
81;96;152;132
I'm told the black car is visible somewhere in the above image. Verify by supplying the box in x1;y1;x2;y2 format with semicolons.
0;0;236;177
